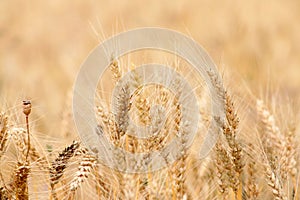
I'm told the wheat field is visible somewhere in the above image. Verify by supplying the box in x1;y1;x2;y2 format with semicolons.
0;0;300;199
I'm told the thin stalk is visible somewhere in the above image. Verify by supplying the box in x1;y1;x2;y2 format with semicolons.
25;115;30;162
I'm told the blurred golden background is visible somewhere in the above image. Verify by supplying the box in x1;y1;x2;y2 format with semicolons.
1;0;299;136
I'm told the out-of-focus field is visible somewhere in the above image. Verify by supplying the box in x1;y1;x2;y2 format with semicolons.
1;0;300;134
1;1;300;199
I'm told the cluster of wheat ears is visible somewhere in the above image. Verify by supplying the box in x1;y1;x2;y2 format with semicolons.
0;57;299;200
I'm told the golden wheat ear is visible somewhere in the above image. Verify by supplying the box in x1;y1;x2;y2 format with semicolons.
50;141;80;186
13;162;30;200
0;112;9;159
256;99;298;200
214;91;243;197
69;147;97;192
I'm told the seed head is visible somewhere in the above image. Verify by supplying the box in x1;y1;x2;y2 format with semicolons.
23;100;32;116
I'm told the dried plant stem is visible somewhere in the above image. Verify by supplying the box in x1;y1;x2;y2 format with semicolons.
22;100;32;162
25;115;30;161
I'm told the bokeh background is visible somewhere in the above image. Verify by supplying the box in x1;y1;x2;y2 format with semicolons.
1;0;300;136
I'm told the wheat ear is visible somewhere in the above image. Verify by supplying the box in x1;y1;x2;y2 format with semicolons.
0;112;9;159
50;141;80;186
264;159;287;200
13;162;30;200
245;144;259;199
70;148;97;192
